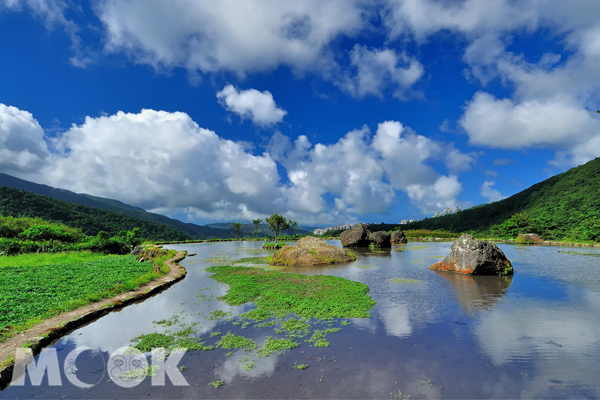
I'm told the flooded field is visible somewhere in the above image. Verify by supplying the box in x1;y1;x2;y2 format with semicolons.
2;241;600;399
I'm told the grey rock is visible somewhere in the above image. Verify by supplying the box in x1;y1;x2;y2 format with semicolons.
368;231;392;248
391;230;408;244
340;223;372;247
429;234;514;276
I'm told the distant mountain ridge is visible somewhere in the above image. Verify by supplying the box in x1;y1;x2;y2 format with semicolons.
0;173;235;239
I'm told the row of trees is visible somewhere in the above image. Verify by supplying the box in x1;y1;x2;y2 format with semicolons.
230;213;300;242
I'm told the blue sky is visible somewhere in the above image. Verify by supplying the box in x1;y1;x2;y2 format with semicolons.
1;0;599;226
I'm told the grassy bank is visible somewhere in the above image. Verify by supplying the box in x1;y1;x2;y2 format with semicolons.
0;249;176;343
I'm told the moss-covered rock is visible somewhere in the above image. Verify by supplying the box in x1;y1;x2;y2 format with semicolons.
270;236;354;266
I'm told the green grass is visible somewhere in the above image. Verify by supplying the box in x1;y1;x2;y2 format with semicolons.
0;251;105;268
206;266;376;320
0;251;175;342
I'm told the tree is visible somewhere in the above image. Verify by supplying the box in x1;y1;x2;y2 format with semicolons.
287;220;299;237
266;213;289;243
231;222;245;239
126;228;142;250
252;219;263;238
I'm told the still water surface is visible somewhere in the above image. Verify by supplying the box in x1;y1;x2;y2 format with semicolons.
2;241;600;399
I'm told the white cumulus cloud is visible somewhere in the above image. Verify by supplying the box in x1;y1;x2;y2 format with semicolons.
216;85;287;127
96;0;366;77
339;45;424;99
0;103;49;175
0;104;474;224
480;181;505;202
460;92;600;149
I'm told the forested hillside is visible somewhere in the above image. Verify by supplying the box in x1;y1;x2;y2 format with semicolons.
0;187;189;241
0;173;235;239
404;157;600;240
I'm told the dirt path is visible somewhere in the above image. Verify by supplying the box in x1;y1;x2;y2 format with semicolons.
0;250;187;389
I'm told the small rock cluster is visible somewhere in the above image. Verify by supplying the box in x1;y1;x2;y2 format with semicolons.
340;223;392;248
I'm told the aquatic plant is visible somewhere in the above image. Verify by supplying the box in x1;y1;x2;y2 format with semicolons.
206;266;376;320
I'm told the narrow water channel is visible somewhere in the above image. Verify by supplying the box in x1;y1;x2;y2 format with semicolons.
2;241;600;399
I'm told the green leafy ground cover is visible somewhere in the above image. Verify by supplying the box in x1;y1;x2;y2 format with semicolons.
0;252;174;341
0;251;104;268
206;266;376;320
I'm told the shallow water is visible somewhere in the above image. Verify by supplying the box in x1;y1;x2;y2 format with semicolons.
3;241;600;399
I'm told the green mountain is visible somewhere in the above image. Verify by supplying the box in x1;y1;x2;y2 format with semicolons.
0;187;189;241
404;157;600;240
0;173;235;239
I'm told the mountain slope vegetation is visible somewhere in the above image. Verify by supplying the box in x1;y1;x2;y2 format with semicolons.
0;187;189;241
404;157;600;240
0;173;235;239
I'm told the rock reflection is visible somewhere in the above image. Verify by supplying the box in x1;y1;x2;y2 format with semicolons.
433;271;512;315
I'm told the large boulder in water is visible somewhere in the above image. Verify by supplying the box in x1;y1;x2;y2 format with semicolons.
368;231;392;248
391;230;408;244
340;223;372;247
340;224;392;248
516;233;543;244
429;234;514;276
270;236;355;266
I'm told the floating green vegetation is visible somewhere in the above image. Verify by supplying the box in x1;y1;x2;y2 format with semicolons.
130;326;213;353
203;256;233;264
153;315;183;327
233;256;270;265
295;363;308;370
206;266;376;320
225;352;233;357
239;356;255;371
388;278;423;284
407;246;427;250
209;379;223;388
313;339;329;347
257;337;299;357
215;332;258;350
254;320;277;328
117;365;160;382
428;255;445;259
210;331;222;337
558;250;600;257
280;317;311;337
409;260;424;263
324;327;341;334
419;378;441;389
341;320;350;326
207;310;232;320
